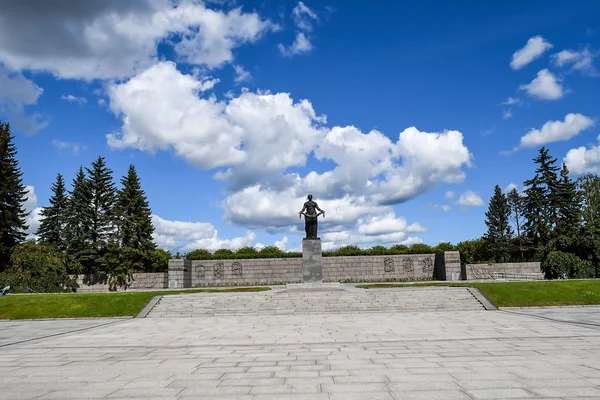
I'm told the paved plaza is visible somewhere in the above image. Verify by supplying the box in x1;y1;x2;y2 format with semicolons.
2;287;600;399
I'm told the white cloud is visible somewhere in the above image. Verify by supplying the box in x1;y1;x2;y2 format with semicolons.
274;236;288;250
278;32;313;57
503;110;513;120
23;185;41;239
501;97;519;105
440;205;451;212
552;48;598;75
510;36;553;70
52;140;84;154
292;1;318;31
0;67;47;134
504;183;518;193
0;0;277;80
517;113;594;148
357;213;427;236
445;191;455;199
456;191;484;207
151;214;256;251
564;135;600;175
233;64;251;83
61;94;86;105
519;69;564;100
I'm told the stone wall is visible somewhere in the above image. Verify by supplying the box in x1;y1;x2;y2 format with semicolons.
464;262;543;280
72;273;168;292
168;254;438;287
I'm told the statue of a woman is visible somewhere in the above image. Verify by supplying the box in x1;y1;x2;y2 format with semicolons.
298;194;325;239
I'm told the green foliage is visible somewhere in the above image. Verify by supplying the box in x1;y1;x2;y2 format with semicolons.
65;167;92;269
542;250;594;280
0;241;79;293
37;173;69;251
507;188;525;261
368;245;388;255
236;246;258;256
258;246;284;258
522;146;560;246
108;165;156;283
324;245;363;257
186;249;213;260
389;244;409;254
407;243;433;254
432;242;455;253
456;239;489;264
81;156;117;274
555;163;581;235
483;185;513;262
0;122;29;271
148;248;171;272
213;249;235;258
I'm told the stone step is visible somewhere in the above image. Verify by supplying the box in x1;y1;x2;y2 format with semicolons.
146;287;486;317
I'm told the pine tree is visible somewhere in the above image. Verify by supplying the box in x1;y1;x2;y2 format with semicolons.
555;163;581;234
522;146;560;246
0;122;29;270
483;185;514;262
84;156;116;274
65;167;93;272
579;173;600;236
507;188;525;261
37;173;69;251
109;165;156;285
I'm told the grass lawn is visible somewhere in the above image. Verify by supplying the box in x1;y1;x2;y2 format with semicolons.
356;280;600;307
0;287;270;320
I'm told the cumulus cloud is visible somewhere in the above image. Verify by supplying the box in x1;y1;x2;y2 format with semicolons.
519;69;564;100
152;214;256;251
564;136;600;175
503;110;513;120
510;36;553;70
552;48;598;75
517;113;594;149
0;67;47;134
274;236;288;250
278;32;313;57
456;191;484;207
23;185;41;239
0;0;276;80
445;191;455;199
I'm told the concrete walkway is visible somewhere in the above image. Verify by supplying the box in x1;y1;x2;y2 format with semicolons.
1;290;600;399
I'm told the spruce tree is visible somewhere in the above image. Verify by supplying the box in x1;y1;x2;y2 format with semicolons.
0;121;29;270
483;185;514;262
84;156;116;274
507;188;525;261
37;173;69;251
522;146;560;247
65;167;93;272
109;165;155;285
555;163;581;234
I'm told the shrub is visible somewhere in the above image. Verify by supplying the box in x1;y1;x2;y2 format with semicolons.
258;246;284;258
236;246;258;257
148;248;172;272
0;241;79;293
433;242;455;253
407;243;433;254
368;245;388;255
389;244;409;254
186;249;212;260
542;251;595;279
213;249;235;259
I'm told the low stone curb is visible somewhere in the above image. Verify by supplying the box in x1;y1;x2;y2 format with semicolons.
466;287;498;311
136;295;162;318
501;305;600;310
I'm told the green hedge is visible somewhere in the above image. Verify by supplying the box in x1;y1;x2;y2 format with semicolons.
184;243;455;260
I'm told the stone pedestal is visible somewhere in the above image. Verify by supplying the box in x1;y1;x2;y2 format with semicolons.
302;238;323;283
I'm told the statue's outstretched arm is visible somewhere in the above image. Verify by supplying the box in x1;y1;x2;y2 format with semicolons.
298;204;306;218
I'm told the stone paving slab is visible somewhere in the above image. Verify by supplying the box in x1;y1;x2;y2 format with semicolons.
2;299;600;398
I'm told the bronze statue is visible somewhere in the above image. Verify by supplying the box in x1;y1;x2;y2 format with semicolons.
298;194;325;239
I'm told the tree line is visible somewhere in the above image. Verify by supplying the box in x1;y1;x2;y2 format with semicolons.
481;146;600;278
0;121;169;292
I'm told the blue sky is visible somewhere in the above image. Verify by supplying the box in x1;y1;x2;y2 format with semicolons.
1;0;599;252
